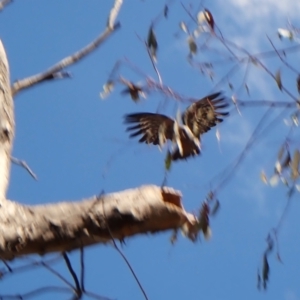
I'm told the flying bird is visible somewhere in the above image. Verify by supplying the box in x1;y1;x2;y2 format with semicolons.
124;92;229;160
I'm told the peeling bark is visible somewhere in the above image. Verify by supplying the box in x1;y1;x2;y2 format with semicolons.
0;185;197;260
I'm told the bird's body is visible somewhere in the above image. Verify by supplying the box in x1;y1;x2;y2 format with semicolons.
124;92;229;160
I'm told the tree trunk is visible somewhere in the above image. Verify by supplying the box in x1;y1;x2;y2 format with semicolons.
0;41;14;200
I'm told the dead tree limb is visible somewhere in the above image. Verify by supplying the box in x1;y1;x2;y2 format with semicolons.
0;185;198;261
11;0;122;96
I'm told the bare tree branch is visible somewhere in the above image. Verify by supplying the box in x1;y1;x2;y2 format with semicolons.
42;260;75;289
0;0;12;11
63;253;81;297
11;156;38;180
0;185;198;260
11;0;123;96
107;0;123;29
0;286;72;300
104;201;149;300
79;248;85;292
0;40;14;199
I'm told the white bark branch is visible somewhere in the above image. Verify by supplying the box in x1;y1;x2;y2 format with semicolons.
0;0;12;11
0;185;198;260
107;0;123;29
0;40;14;199
11;1;122;96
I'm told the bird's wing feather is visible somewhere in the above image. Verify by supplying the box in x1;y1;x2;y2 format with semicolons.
124;113;174;145
182;92;229;137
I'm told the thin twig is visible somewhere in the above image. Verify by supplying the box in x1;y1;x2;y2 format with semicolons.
146;43;163;85
0;286;71;299
63;253;82;297
11;1;123;96
136;32;163;85
84;290;114;300
212;107;274;194
1;260;12;272
80;248;85;292
218;36;299;102
274;186;295;234
108;229;149;300
0;255;62;279
236;99;298;108
11;156;38;180
266;35;299;75
211;105;292;195
42;261;75;289
102;202;149;300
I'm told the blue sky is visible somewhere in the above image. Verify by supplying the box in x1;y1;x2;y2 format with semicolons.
1;1;300;299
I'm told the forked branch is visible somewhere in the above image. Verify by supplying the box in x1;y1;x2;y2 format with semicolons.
11;0;123;96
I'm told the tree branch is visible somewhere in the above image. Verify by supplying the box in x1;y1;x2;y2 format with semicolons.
11;1;122;96
0;40;14;199
0;185;198;260
11;156;38;180
0;0;12;11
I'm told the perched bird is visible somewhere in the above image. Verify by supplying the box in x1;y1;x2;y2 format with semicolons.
124;92;229;160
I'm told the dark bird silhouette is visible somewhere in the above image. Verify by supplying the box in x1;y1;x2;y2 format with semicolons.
124;92;229;160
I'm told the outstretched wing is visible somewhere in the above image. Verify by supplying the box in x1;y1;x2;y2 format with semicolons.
124;113;174;145
182;92;229;137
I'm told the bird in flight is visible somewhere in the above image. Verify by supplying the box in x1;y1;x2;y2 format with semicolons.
124;92;229;160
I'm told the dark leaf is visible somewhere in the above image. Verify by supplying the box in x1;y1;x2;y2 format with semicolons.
276;253;283;263
282;151;291;169
257;270;261;290
262;254;270;289
164;5;168;18
275;70;282;91
228;82;233;90
165;151;172;171
204;9;214;31
203;225;211;240
297;75;300;94
266;235;274;253
188;36;197;55
198;202;210;235
207;191;214;201
210;200;220;216
121;82;144;102
287;186;295;197
147;26;158;62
